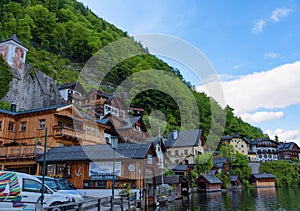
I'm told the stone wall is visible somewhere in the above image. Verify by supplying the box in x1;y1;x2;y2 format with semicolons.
2;64;62;111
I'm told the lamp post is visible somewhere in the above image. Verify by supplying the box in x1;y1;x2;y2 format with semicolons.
111;136;118;198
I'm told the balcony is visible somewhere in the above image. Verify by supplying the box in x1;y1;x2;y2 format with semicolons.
0;145;45;160
53;125;84;140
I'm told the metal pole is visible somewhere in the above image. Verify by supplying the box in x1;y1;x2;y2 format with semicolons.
41;127;48;206
112;149;115;197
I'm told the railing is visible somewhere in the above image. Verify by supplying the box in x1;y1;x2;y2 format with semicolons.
53;126;84;140
39;194;138;211
0;145;45;159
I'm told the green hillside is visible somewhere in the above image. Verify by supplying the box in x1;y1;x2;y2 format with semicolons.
0;0;267;141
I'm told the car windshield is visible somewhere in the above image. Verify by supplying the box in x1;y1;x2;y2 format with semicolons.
40;177;70;190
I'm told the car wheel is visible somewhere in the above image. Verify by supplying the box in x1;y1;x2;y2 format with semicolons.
49;203;64;211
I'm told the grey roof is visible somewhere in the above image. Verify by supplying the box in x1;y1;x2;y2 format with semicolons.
252;173;275;179
0;34;27;49
229;176;239;182
165;129;203;148
156;175;180;185
37;143;154;162
168;165;189;172
0;104;70;116
221;134;250;144
200;174;222;184
277;142;299;151
213;158;227;165
250;138;278;146
119;116;141;130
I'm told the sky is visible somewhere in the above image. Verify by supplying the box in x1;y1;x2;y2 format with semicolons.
80;0;300;145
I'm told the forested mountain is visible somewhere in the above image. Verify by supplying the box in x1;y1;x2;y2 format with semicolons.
0;0;267;141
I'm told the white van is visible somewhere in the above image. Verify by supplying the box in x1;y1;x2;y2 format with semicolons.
0;171;70;211
36;176;83;202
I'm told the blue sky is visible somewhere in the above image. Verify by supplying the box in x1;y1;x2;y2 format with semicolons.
80;0;300;144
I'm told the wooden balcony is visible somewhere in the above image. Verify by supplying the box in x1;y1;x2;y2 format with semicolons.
53;126;84;140
0;145;45;160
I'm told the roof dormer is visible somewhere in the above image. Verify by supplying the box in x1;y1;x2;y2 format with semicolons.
0;34;28;71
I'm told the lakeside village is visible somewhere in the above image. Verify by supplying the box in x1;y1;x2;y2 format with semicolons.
1;35;300;207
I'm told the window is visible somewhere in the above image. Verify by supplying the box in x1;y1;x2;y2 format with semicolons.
23;179;50;193
147;154;152;164
0;121;2;130
175;150;179;156
20;122;26;131
86;125;91;134
39;119;46;129
184;149;188;155
8;122;14;131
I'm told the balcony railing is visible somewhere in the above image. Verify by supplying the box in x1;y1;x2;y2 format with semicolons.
0;145;45;159
53;125;84;140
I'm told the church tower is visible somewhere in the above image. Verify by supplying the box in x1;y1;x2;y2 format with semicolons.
0;34;28;71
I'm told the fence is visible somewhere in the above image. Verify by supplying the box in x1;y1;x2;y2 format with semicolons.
38;193;138;211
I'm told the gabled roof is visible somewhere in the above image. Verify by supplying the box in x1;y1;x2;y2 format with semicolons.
221;134;250;144
0;34;27;49
0;103;71;116
37;142;155;162
165;129;203;148
168;164;189;172
146;137;167;153
200;174;222;184
277;142;299;151
213;158;227;165
252;173;275;179
58;82;86;94
229;176;239;182
250;138;279;146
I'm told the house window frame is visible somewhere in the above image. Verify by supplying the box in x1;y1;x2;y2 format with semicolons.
39;119;46;130
8;122;14;132
20;121;27;132
0;121;2;130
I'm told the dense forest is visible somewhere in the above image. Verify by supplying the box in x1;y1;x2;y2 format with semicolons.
0;0;267;141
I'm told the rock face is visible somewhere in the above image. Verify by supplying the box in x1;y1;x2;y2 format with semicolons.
2;64;62;111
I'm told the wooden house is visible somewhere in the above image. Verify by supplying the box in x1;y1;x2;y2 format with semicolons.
37;142;158;206
0;104;109;174
250;173;275;188
165;129;206;165
196;174;222;192
229;176;242;189
212;158;229;174
277;142;300;161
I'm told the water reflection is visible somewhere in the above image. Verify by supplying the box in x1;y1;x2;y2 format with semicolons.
153;187;300;210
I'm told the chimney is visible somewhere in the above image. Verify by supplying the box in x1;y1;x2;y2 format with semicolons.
10;104;17;112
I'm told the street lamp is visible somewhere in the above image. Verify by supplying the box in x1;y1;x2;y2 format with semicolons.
111;136;118;198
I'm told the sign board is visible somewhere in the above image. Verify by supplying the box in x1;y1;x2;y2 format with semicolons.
89;161;121;177
91;175;118;180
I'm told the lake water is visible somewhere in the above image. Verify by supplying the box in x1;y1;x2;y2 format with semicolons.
155;187;300;211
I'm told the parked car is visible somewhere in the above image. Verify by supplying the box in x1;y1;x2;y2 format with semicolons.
0;171;70;211
56;177;76;190
36;176;83;202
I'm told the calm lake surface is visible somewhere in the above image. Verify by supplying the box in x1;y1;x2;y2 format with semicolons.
155;187;300;211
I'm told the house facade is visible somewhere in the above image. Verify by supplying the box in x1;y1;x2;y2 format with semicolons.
220;134;250;156
165;129;206;165
0;104;109;173
277;142;300;160
249;138;279;162
250;173;275;188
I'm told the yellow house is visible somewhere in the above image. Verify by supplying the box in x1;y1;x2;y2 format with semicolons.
220;134;250;156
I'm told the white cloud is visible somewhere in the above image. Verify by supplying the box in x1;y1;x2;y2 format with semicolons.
264;52;279;59
233;64;244;69
252;20;266;33
240;111;284;123
271;8;292;22
266;128;300;146
196;61;300;114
